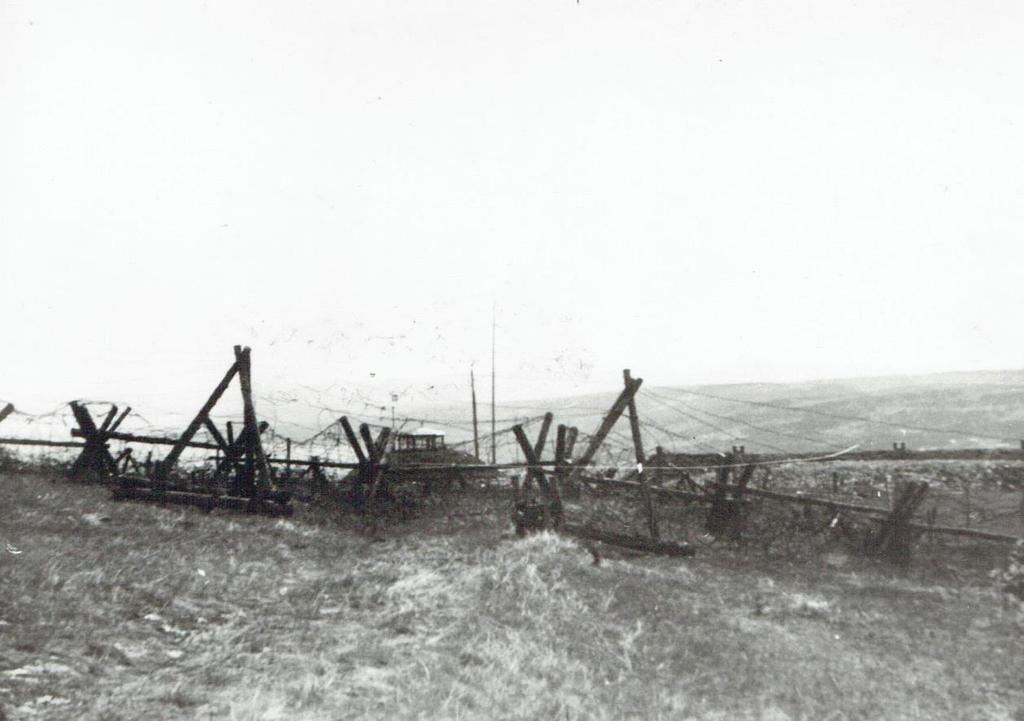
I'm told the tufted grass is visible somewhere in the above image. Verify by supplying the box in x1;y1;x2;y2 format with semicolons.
1;472;1022;720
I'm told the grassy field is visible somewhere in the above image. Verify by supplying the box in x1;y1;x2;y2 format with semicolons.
1;471;1023;721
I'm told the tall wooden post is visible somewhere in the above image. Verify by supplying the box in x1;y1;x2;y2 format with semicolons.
234;346;272;498
624;370;658;540
471;368;480;461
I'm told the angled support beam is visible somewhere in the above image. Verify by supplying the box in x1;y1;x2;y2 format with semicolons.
359;423;379;463
158;357;240;480
566;377;642;485
339;417;366;464
109;406;132;433
522;412;553;493
0;403;13;425
97;405;119;435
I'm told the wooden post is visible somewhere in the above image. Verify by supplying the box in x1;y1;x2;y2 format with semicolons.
566;427;579;460
624;369;658;540
554;424;568;486
285;438;292;482
471;368;480;461
362;425;392;517
963;479;971;529
234;346;273;498
522;412;553;495
0;403;14;425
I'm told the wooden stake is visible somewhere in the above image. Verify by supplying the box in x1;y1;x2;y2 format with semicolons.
471;368;480;461
234;346;272;496
624;370;658;540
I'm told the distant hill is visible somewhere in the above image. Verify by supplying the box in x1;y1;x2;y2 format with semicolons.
411;369;1024;462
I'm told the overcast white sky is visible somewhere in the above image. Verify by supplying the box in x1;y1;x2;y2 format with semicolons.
2;0;1023;423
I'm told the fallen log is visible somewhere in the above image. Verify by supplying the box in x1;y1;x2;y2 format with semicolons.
562;523;695;557
111;485;292;516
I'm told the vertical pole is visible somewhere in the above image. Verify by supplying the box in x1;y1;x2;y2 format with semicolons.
285;438;292;481
234;346;273;498
491;305;497;465
963;479;971;529
624;369;658;540
554;424;568;490
471;368;480;461
654;446;664;485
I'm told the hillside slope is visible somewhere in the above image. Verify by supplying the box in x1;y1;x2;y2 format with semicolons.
414;369;1024;460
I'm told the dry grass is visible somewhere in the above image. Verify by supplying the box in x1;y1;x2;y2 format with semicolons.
1;472;1023;721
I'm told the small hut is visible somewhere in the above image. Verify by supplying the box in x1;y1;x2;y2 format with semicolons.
393;427;447;454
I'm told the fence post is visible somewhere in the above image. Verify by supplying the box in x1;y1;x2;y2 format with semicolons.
624;369;658;540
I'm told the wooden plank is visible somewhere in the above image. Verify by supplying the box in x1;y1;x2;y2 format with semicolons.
159;358;239;478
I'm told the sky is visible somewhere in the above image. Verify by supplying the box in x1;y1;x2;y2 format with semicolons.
2;0;1024;428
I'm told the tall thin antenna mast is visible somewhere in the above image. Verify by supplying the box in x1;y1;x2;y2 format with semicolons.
490;303;497;465
470;367;480;461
